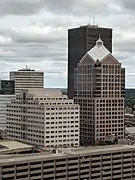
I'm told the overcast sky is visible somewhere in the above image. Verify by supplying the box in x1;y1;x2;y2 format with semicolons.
0;0;134;88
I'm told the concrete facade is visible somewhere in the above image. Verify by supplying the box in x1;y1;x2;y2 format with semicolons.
10;67;44;94
74;39;125;145
0;80;15;130
7;88;80;148
0;95;15;130
0;145;135;180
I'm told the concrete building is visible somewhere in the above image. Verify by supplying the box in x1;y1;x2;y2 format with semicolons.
125;113;135;127
7;88;80;148
0;80;15;130
68;25;112;99
0;140;33;155
10;66;44;94
125;127;135;139
0;144;135;180
74;38;125;145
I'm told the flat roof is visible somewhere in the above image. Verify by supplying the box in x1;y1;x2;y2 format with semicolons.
0;144;135;165
69;25;112;30
66;144;135;155
0;140;33;155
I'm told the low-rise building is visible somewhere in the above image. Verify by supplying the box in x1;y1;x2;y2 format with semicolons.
125;113;135;127
0;140;33;155
0;145;135;180
7;88;80;148
125;127;135;140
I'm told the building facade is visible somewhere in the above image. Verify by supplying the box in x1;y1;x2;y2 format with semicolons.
10;66;44;94
0;145;135;180
68;25;112;99
0;80;15;130
7;88;80;148
74;38;125;145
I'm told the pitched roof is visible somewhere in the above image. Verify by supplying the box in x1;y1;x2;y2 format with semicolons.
87;38;110;61
80;38;111;63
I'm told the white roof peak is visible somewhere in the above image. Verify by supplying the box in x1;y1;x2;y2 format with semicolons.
80;38;113;63
96;36;104;47
86;38;110;61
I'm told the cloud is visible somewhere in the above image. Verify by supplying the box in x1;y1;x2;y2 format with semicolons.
119;0;135;12
0;0;134;88
0;0;109;16
0;0;45;15
43;0;109;16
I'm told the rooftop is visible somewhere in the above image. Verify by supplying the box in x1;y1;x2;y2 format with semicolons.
0;144;135;165
87;38;110;61
61;144;135;155
0;140;33;154
20;88;67;98
18;65;35;71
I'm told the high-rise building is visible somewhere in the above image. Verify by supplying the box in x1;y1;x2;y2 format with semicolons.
0;80;15;130
68;25;112;99
10;66;44;94
0;144;135;180
7;88;80;148
74;38;125;145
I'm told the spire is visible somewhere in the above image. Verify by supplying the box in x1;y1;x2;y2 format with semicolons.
99;32;101;39
96;34;103;47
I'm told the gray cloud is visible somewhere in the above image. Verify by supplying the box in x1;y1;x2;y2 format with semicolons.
119;0;135;11
43;0;109;16
0;0;134;88
0;0;109;16
0;0;45;15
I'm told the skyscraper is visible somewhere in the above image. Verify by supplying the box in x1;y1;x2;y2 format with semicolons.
68;25;112;99
74;38;125;145
10;66;44;94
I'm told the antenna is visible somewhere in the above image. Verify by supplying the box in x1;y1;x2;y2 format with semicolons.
99;32;101;39
93;17;95;25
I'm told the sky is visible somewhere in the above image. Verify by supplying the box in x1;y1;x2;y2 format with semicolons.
0;0;135;88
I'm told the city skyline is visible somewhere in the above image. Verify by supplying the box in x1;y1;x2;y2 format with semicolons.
0;0;134;88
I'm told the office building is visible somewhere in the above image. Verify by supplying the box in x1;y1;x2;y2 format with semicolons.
10;66;44;94
0;80;15;130
68;25;112;99
74;38;125;145
7;88;80;148
125;114;135;127
0;144;135;180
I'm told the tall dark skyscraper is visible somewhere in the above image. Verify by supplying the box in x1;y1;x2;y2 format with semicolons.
68;25;112;99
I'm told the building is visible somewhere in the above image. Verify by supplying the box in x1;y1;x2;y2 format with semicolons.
0;144;135;180
10;66;44;94
125;127;135;139
0;80;15;94
7;88;80;148
0;80;15;130
0;140;33;155
68;25;112;99
74;38;125;145
125;113;135;127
